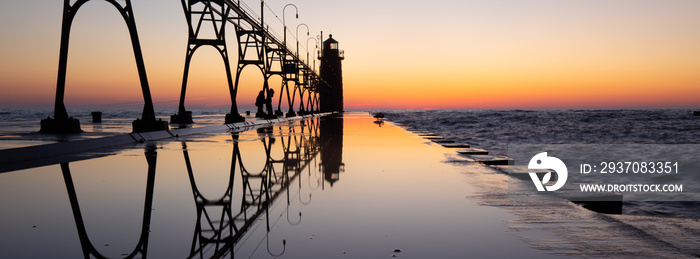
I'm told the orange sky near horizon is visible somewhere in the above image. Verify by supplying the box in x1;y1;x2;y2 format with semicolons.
1;0;699;111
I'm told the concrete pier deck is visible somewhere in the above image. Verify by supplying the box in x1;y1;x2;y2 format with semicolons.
0;112;698;258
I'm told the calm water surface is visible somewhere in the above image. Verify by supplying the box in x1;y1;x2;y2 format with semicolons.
0;113;556;258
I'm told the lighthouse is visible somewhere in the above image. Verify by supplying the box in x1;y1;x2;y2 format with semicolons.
319;34;344;112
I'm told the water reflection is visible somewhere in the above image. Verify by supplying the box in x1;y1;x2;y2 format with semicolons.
2;113;565;258
61;145;157;258
320;116;344;188
29;116;343;258
183;118;333;258
183;138;236;258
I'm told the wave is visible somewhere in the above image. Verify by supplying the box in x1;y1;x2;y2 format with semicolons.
384;109;700;219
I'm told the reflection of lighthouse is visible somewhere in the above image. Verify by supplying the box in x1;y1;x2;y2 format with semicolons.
319;116;344;188
319;34;344;112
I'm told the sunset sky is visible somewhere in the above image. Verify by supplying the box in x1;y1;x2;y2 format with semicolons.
1;0;699;110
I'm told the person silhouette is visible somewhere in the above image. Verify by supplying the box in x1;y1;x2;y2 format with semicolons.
255;90;265;116
265;89;275;117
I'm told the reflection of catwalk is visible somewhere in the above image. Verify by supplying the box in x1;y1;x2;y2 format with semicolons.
184;138;237;258
62;146;158;258
184;119;327;258
49;117;328;258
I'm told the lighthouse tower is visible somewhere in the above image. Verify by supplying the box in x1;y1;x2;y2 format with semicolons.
319;34;344;112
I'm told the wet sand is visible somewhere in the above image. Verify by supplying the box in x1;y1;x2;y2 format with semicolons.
449;157;700;257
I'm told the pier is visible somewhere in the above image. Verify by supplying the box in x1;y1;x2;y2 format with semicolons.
39;0;344;133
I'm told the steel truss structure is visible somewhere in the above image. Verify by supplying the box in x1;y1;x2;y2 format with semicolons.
43;0;325;133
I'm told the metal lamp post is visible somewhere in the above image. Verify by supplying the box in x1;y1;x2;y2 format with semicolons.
282;4;298;48
295;23;309;58
306;36;318;69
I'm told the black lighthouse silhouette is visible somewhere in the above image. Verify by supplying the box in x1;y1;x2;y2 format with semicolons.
319;34;344;112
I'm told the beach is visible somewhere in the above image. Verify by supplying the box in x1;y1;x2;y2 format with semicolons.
1;111;699;258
